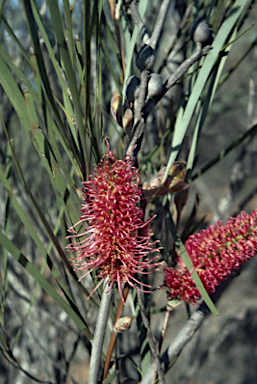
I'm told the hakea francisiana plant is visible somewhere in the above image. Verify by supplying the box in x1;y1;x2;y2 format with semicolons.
67;142;161;302
164;209;257;304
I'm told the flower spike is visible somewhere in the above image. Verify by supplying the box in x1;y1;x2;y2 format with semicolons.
164;209;257;304
67;143;162;302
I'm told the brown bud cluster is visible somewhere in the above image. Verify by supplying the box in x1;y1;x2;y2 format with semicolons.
142;161;189;200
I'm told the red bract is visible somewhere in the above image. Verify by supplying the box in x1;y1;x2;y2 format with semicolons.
164;209;257;304
67;146;161;302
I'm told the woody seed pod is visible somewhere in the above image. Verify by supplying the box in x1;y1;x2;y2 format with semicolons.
191;17;210;44
147;73;163;98
126;75;140;102
136;44;155;70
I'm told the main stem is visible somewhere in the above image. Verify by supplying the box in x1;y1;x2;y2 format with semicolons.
88;280;113;384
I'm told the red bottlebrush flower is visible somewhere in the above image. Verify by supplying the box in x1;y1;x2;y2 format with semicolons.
164;209;257;304
67;144;161;302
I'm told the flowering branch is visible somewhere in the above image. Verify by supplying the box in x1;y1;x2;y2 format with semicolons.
140;265;242;384
67;141;162;380
141;208;257;383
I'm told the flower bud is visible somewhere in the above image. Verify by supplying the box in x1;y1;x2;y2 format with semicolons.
114;317;132;333
147;73;163;98
111;91;122;125
136;44;155;70
191;17;210;44
123;107;133;136
142;161;189;199
126;75;140;102
111;91;133;135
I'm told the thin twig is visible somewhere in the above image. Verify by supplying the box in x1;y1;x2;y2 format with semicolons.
157;4;193;74
88;279;113;384
139;306;209;384
166;43;206;89
129;0;149;42
159;304;173;354
126;69;149;162
134;69;150;123
152;300;181;384
151;304;172;384
1;344;53;384
149;0;171;50
137;290;166;384
125;118;145;164
247;78;256;128
162;306;209;368
103;284;130;380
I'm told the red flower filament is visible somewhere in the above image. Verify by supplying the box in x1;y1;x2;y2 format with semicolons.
164;209;257;304
67;148;161;302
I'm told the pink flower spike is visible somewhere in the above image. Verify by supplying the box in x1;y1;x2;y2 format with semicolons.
164;209;257;304
67;143;162;300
